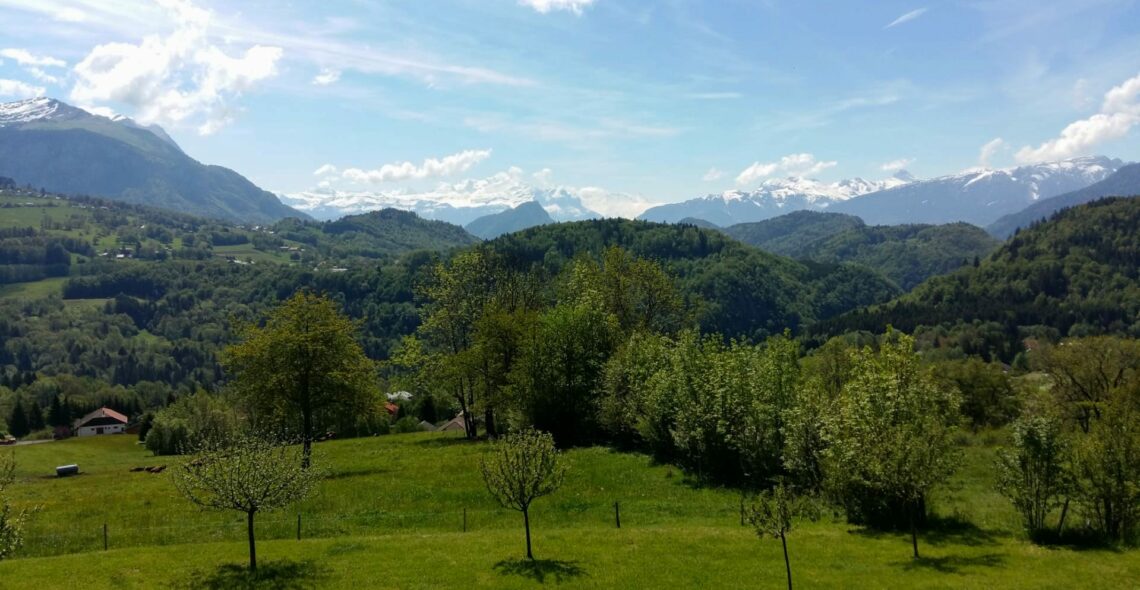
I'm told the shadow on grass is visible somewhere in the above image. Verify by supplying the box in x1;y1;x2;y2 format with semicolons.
895;553;1006;574
494;558;586;584
177;559;330;590
324;466;389;480
851;515;1001;548
1030;528;1123;552
415;434;476;447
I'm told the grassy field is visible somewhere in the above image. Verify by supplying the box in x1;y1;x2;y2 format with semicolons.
0;432;1136;588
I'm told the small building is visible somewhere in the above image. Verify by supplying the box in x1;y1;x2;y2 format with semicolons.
73;407;129;437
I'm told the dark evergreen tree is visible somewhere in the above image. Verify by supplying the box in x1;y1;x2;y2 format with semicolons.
8;399;29;438
27;400;44;432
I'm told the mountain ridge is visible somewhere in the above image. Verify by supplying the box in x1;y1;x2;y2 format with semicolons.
0;97;304;224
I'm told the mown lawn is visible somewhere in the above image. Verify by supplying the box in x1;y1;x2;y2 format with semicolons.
0;432;1136;588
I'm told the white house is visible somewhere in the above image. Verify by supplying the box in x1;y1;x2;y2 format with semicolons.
73;407;128;437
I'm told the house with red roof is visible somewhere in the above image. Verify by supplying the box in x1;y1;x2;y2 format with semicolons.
73;407;129;437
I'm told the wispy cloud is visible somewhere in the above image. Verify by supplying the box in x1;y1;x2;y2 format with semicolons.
884;7;928;29
736;153;837;185
0;78;45;98
702;167;723;181
880;158;914;171
979;138;1005;167
519;0;597;15
1015;72;1140;163
311;68;341;86
340;149;493;184
0;48;66;67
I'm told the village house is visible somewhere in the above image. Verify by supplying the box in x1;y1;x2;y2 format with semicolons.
72;407;129;437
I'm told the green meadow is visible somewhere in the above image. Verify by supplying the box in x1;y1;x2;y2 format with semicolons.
0;432;1135;588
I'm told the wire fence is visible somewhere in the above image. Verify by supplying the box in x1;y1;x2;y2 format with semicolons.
20;499;737;559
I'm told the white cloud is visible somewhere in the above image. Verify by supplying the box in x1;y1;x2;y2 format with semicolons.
519;0;596;15
0;79;45;98
979;138;1005;167
25;68;62;85
1015;72;1140;164
532;168;554;186
311;68;341;86
880;158;914;172
884;8;928;29
702;167;723;181
313;164;338;176
341;149;492;184
735;153;838;186
0;49;66;68
68;0;283;135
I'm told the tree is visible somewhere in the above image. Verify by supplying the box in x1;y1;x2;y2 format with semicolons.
0;452;38;560
173;431;321;572
995;416;1072;536
821;330;961;558
223;291;378;468
480;429;567;560
1035;337;1140;433
1072;389;1140;542
6;399;28;439
748;483;817;590
26;400;44;432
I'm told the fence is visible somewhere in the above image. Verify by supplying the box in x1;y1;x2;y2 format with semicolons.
20;499;739;559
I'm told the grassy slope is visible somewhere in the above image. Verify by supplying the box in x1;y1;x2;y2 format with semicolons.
0;433;1136;588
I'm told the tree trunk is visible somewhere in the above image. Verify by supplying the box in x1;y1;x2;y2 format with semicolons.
485;406;496;439
780;530;792;590
910;503;920;559
1057;497;1070;538
523;507;533;560
247;510;257;573
301;407;313;470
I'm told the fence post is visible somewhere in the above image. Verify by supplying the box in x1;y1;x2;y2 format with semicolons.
103;523;108;551
463;508;467;533
740;496;745;526
297;513;302;541
614;501;621;529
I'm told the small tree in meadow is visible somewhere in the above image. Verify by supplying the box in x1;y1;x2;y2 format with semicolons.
0;452;38;560
995;416;1072;537
748;482;817;590
480;429;567;559
173;431;321;572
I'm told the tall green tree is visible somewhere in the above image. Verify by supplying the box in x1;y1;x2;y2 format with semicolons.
821;330;961;558
6;400;28;439
223;291;378;468
995;416;1072;536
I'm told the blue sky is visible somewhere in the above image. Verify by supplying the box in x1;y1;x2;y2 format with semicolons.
1;0;1139;217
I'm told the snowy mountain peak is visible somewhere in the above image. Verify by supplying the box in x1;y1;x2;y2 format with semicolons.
0;97;67;126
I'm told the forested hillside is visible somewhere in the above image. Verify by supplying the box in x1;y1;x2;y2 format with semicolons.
483;218;901;338
816;197;1140;360
723;211;1000;290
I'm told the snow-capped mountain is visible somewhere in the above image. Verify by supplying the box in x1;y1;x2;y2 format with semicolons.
831;156;1125;226
0;97;86;126
281;168;602;225
638;172;913;226
0;97;301;223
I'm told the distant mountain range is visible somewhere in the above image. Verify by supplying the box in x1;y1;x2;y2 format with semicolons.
986;163;1140;238
831;156;1123;226
639;157;1125;228
638;172;914;226
281;170;602;226
0;98;303;224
